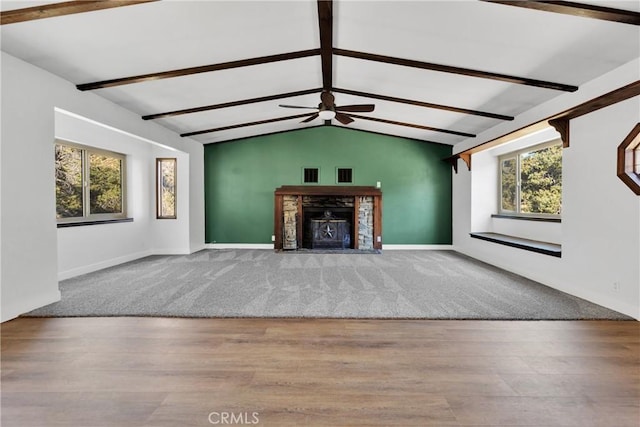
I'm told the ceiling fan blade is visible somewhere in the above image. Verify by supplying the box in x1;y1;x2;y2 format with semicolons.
300;113;319;123
279;104;318;110
335;113;354;125
336;104;375;113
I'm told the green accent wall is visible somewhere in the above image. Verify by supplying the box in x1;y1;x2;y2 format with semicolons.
204;127;452;244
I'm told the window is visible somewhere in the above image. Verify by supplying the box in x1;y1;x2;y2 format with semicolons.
337;168;353;183
157;158;177;219
499;140;562;217
55;141;126;222
303;167;319;184
616;123;640;195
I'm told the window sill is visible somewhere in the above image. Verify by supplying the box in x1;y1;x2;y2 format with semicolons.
57;218;133;228
470;232;561;257
492;214;561;223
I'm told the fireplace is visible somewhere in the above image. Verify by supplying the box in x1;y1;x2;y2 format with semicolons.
274;186;382;251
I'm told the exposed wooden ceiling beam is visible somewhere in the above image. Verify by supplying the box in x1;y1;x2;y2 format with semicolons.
203;125;325;145
317;0;333;91
333;88;514;121
77;49;320;91
453;80;640;158
482;1;640;26
551;80;640;121
347;114;476;138
330;125;449;147
180;113;314;137
142;88;322;120
547;79;640;146
145;86;513;122
1;0;158;25
333;48;578;92
182;111;477;139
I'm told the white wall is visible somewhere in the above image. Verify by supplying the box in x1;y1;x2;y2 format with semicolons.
55;111;193;279
187;144;205;253
562;98;639;318
453;59;640;319
1;52;205;322
150;145;192;255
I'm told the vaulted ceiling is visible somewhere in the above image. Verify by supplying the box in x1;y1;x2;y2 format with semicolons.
1;0;638;146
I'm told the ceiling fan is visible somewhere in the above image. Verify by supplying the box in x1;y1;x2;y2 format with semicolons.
279;91;375;125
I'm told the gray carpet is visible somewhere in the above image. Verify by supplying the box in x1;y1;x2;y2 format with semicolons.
26;250;631;319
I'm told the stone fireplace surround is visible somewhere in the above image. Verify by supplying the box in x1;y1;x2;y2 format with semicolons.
274;186;382;251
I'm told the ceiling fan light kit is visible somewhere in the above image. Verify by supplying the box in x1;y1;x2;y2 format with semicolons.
318;109;336;120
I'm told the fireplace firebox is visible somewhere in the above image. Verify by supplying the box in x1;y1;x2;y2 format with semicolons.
309;210;351;249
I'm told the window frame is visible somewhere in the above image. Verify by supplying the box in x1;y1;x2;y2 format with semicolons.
156;157;177;219
616;123;640;195
55;139;127;224
498;139;562;219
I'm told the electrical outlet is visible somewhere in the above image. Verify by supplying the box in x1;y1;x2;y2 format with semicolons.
613;282;621;293
271;235;275;242
376;236;381;242
376;181;381;188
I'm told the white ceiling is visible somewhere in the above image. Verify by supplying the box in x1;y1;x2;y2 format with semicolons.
1;0;638;145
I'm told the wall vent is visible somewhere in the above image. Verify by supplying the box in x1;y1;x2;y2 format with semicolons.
303;167;319;183
337;168;353;183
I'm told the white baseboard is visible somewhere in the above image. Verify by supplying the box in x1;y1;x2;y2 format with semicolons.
1;289;61;323
382;244;454;250
190;243;207;253
152;248;192;255
204;244;453;251
58;250;153;281
58;247;202;281
205;243;274;250
455;247;639;320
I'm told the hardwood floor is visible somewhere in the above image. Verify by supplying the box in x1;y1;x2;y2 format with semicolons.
1;318;638;426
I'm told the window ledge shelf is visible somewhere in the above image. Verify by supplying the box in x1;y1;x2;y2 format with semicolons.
470;232;561;257
57;218;133;228
492;214;561;223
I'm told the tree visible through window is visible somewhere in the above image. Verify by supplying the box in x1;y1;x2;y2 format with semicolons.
55;144;83;218
89;153;123;214
157;158;176;219
499;141;562;216
55;141;126;222
500;158;517;211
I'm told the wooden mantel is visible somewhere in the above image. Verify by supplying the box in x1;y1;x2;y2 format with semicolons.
274;185;382;251
275;185;382;197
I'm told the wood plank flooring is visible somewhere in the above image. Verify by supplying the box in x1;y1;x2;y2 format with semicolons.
1;318;638;426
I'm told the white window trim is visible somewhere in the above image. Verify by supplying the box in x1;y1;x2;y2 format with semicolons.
55;139;127;224
498;139;562;219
